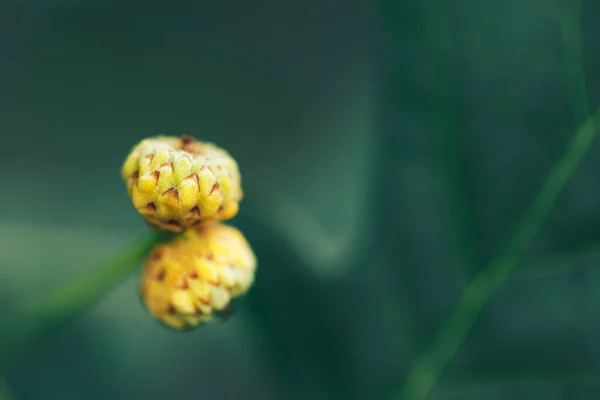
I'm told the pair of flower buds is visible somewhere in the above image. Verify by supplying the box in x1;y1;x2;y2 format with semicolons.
122;135;256;330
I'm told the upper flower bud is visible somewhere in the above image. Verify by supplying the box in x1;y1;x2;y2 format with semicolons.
122;135;242;231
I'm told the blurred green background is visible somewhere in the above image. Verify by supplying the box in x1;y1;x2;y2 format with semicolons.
1;0;600;399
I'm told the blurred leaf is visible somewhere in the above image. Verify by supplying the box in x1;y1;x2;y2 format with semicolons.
424;0;481;281
432;373;600;400
442;369;600;388
516;238;600;280
433;369;600;399
0;229;172;375
235;211;368;400
399;106;600;398
249;190;372;279
0;379;14;400
562;0;589;123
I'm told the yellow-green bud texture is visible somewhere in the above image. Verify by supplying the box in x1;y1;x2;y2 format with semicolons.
140;223;256;330
122;135;243;231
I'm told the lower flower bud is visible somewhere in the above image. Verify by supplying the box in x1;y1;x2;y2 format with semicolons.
140;222;256;330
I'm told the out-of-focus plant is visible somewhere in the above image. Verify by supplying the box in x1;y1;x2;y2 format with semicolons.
0;124;375;399
0;135;259;372
399;110;600;399
0;230;171;374
0;379;14;400
0;1;597;400
395;0;595;398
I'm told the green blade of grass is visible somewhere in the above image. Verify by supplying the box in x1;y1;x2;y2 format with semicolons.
0;230;172;375
398;109;600;399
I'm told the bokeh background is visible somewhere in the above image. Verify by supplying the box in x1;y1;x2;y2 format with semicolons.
1;0;600;399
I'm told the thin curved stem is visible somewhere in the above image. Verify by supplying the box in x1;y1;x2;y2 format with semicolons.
398;109;600;399
0;230;172;375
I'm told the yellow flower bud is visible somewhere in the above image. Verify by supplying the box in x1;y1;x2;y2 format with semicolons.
122;135;243;231
140;223;256;330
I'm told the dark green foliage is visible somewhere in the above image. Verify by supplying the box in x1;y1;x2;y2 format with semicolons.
1;0;600;399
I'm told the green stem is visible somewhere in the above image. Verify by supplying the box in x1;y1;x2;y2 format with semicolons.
398;109;600;400
0;230;172;375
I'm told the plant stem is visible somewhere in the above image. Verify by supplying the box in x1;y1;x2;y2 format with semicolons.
0;230;172;375
398;109;600;400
